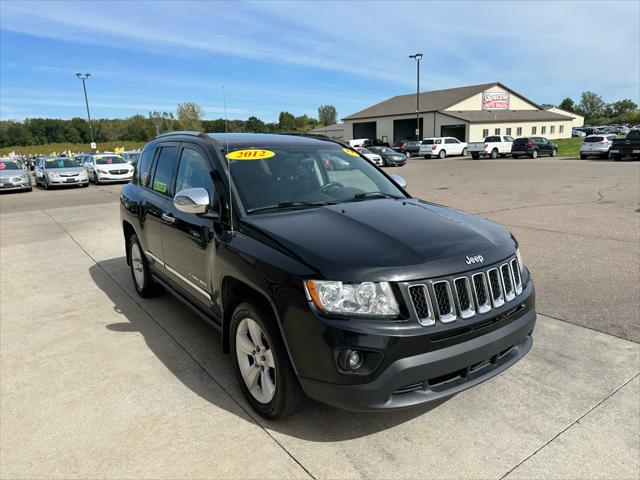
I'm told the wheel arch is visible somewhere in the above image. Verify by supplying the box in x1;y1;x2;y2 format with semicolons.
122;220;136;266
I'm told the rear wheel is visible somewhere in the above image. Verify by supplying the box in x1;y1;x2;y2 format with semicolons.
231;302;305;419
490;148;498;159
580;154;587;159
405;151;411;158
531;150;538;159
512;155;520;159
462;147;468;156
471;153;480;160
438;149;447;159
551;148;557;157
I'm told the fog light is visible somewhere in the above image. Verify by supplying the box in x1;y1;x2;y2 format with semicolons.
346;350;364;371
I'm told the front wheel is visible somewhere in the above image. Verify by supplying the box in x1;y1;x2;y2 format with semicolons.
405;151;411;158
531;150;538;159
462;148;468;156
490;149;498;159
438;149;447;159
580;154;587;160
231;302;305;419
551;149;557;157
128;234;160;298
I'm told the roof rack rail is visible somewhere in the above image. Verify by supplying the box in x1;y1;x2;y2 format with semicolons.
154;131;208;139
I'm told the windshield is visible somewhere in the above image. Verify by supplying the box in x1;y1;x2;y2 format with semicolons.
45;158;79;168
378;147;396;154
0;160;23;170
227;144;406;214
95;155;126;165
127;153;140;161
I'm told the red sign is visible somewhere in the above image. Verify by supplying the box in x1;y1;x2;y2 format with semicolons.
482;91;510;110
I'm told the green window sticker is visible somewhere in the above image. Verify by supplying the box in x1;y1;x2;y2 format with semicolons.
57;160;65;167
153;180;167;193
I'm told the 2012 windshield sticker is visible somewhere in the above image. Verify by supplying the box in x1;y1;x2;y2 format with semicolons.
343;148;359;157
226;149;275;160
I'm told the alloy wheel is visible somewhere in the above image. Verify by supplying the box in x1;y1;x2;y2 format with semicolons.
130;242;145;290
235;318;276;404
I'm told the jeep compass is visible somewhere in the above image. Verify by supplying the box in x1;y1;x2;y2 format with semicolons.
120;132;536;419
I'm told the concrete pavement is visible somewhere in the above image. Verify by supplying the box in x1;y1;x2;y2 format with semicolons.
1;158;639;479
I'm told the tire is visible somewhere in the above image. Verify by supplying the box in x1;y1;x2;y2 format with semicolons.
551;149;557;157
580;154;587;160
613;155;622;162
490;148;498;159
438;149;446;159
600;152;609;159
471;153;480;160
531;150;538;159
423;155;429;159
94;174;100;185
43;177;49;190
230;302;305;419
405;151;411;158
512;155;519;159
462;148;468;156
128;233;160;298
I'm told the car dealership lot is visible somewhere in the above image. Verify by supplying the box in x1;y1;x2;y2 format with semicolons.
1;158;639;479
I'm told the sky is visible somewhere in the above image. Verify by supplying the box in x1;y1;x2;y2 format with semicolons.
1;0;638;122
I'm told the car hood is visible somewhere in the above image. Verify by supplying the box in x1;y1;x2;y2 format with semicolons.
0;169;26;177
46;167;85;174
243;198;515;281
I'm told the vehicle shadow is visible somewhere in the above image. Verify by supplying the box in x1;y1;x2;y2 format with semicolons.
90;257;443;441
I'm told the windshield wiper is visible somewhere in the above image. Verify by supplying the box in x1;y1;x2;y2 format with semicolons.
246;200;336;214
350;191;404;201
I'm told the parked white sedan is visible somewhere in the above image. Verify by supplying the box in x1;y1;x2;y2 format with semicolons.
84;154;134;184
419;137;468;158
355;147;383;166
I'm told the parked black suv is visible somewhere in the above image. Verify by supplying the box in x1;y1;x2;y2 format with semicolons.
511;137;557;158
392;140;421;157
121;132;536;419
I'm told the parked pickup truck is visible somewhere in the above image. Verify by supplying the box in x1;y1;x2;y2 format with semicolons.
610;129;640;161
468;135;515;159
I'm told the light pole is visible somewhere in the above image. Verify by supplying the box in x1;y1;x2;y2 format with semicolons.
409;53;423;140
75;73;94;146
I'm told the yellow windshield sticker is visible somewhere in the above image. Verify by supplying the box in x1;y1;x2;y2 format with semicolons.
226;149;275;160
343;148;359;157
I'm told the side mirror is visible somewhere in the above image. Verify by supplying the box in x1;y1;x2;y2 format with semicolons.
390;174;407;189
173;188;213;215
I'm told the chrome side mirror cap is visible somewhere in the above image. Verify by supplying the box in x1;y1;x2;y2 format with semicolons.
390;174;407;189
173;188;210;215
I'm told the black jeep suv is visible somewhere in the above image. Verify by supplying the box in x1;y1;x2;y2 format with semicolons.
120;132;536;419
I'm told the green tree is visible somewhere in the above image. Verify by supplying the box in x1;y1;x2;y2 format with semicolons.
610;99;638;117
317;105;337;126
558;97;575;112
278;111;296;131
245;116;266;133
176;102;204;131
577;91;606;122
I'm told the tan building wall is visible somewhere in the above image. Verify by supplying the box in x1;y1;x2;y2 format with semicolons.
546;107;584;127
445;85;538;112
468;119;573;142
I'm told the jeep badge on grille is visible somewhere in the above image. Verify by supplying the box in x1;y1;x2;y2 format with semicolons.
465;255;484;265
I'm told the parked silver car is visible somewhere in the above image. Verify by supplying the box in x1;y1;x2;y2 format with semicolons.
34;157;88;189
580;134;618;159
0;158;32;192
84;154;134;184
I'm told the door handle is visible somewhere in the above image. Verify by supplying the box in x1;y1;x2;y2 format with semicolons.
162;213;176;224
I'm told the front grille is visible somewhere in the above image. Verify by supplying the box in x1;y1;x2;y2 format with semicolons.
407;256;524;327
59;172;78;177
111;169;128;174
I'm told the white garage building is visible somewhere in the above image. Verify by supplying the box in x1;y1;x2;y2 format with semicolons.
342;82;574;143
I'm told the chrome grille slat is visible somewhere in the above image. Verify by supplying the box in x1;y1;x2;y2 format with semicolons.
407;256;524;327
432;281;456;323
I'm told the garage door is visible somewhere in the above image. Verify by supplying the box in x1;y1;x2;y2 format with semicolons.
353;121;377;140
394;118;423;143
440;124;466;141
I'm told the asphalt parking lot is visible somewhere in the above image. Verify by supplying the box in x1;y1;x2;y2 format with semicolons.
1;157;639;479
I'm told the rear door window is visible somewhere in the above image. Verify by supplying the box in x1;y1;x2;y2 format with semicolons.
150;146;178;196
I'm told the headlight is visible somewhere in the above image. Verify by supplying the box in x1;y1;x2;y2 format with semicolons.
305;280;399;316
48;172;58;178
79;171;87;177
97;169;107;174
516;248;524;271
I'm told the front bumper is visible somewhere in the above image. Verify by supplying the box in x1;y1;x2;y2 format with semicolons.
299;307;535;411
97;173;133;182
0;180;31;191
48;177;89;186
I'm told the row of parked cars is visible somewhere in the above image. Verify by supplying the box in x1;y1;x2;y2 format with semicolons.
0;151;141;193
572;125;637;137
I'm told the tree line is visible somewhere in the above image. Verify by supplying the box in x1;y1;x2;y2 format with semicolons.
554;91;639;125
0;103;338;148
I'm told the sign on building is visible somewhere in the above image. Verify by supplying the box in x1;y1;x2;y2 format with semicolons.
482;91;510;110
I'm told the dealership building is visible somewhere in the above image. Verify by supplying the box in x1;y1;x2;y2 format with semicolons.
341;82;574;143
